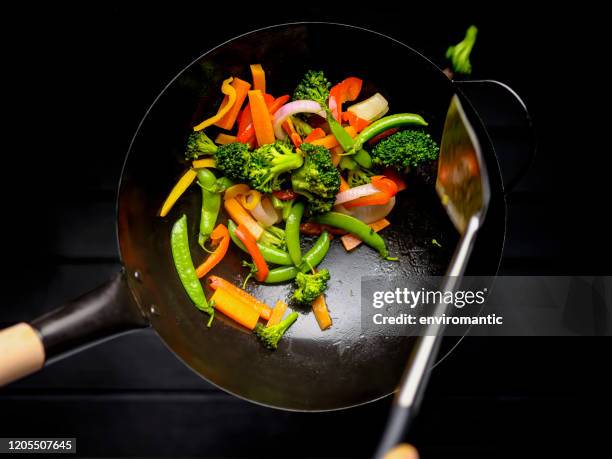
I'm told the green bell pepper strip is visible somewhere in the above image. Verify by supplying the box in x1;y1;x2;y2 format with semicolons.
264;231;331;283
286;201;304;266
351;113;428;153
327;115;373;169
196;169;221;249
313;212;395;260
227;220;292;266
171;215;213;317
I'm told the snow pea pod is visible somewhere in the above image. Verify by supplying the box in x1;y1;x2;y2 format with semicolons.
171;214;212;315
286;201;304;266
351;113;428;153
227;220;292;266
197;169;221;248
313;212;392;259
328;115;372;169
264;231;330;284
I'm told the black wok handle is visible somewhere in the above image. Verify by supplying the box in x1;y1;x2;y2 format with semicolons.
455;79;536;194
0;271;148;385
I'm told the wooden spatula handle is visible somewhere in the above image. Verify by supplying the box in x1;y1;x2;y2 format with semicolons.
0;323;45;386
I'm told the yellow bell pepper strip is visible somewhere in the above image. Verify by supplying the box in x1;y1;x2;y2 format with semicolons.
240;189;261;211
250;64;266;92
266;300;288;327
193;77;236;131
214;133;237;145
223;197;264;240
207;275;272;320
210;287;260;330
224;183;250;201
248;89;276;146
215;77;251;131
195;224;230;278
159;169;198;217
312;295;332;330
340;218;391;251
235;223;269;282
192;158;216;169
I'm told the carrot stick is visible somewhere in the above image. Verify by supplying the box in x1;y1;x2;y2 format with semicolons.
339;175;351;192
208;275;272;320
331;146;343;167
312;295;332;330
250;64;266;92
214;133;237;145
248;90;276;146
267;300;288;327
341;218;391;251
210;287;260;330
215;77;251;130
224;197;263;240
311;125;357;150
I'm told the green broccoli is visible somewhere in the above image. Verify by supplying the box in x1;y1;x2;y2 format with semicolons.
259;225;287;250
446;25;478;75
348;167;374;188
292;269;331;305
247;141;304;193
214;142;251;182
292;70;331;107
185;131;217;159
291;143;341;215
254;311;299;350
371;129;439;171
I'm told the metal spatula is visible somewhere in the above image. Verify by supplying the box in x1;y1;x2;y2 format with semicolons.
374;95;491;458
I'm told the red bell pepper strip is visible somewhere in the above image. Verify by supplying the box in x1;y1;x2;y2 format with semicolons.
282;118;302;148
195;224;230;278
303;127;326;143
382;168;407;191
368;128;398;146
235;223;269;282
272;189;297;200
329;77;363;121
371;176;399;197
342;191;392;209
342;111;371;132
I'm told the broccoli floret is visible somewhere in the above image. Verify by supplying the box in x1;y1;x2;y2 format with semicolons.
185;131;217;159
214;142;251;183
259;225;286;250
292;70;331;107
247;141;304;193
292;269;330;305
254;311;299;350
371;130;439;171
291;143;341;215
446;25;478;75
348;167;374;188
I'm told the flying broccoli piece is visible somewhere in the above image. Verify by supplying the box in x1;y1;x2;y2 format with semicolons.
446;25;478;75
214;142;251;183
259;225;287;250
247;141;304;193
292;269;330;306
348;167;374;188
185;131;217;159
371;130;439;171
291;143;341;215
254;311;299;350
292;70;331;107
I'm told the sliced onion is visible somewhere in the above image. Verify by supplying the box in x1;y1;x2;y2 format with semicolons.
250;196;279;227
347;93;389;122
273;100;326;140
334;183;380;205
335;197;395;224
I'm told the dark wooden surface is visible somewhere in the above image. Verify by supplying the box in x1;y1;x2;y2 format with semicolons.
1;4;610;458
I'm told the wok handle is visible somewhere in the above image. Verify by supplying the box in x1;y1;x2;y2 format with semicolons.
0;271;147;386
455;79;536;194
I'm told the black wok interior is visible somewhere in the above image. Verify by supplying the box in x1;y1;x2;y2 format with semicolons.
117;23;506;411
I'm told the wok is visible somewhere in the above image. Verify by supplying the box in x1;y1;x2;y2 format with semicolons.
0;23;519;412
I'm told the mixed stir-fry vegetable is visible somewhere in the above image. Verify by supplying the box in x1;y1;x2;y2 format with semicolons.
160;65;443;350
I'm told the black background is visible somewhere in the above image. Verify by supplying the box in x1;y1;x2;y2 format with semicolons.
1;3;610;458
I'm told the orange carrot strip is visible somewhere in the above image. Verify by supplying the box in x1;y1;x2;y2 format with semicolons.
224;198;263;240
215;77;251;130
214;133;237;145
331;145;343;166
267;300;288;327
210;287;260;330
250;64;266;92
312;295;332;330
341;218;391;251
248;90;275;146
339;175;351;192
311;125;357;149
208;275;272;320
